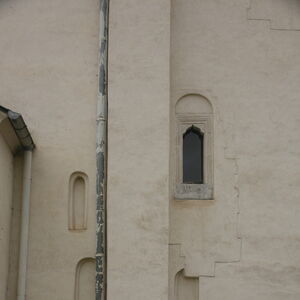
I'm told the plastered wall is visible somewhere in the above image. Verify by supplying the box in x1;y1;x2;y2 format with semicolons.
0;0;99;299
0;0;299;299
107;1;170;299
170;0;300;299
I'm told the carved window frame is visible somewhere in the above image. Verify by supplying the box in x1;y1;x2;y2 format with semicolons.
175;114;213;200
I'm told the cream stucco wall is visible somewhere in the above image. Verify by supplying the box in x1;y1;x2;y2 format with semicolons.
0;0;299;299
170;1;300;299
107;1;170;299
0;0;99;299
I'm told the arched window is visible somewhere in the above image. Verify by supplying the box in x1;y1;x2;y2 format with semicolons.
175;94;213;200
183;126;204;184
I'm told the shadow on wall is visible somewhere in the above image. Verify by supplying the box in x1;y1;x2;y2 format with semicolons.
75;258;96;300
175;269;199;300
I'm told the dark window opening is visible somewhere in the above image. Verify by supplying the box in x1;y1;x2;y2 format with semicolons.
183;125;204;184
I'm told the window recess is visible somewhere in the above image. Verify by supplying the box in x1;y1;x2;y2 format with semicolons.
183;125;204;184
174;94;213;200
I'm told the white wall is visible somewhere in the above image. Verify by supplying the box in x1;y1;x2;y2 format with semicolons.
170;1;300;299
0;0;99;299
107;0;170;299
0;0;299;299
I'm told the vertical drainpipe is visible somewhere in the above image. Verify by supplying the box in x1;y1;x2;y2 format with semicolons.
6;110;35;300
17;151;33;300
96;0;109;299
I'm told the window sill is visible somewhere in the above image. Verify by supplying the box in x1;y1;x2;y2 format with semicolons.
175;184;213;200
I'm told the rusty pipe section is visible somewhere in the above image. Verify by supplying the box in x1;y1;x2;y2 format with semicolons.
96;0;109;299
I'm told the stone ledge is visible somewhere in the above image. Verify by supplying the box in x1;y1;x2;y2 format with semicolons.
175;184;213;200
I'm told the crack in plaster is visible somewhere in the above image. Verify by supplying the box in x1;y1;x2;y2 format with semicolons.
170;104;243;285
204;106;243;277
203;156;242;279
170;158;243;280
247;0;300;31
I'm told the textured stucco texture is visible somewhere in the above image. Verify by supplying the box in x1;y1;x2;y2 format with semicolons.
0;0;299;300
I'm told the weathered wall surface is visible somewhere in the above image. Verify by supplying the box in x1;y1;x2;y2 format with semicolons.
170;0;300;299
0;132;14;299
0;0;299;299
107;0;170;299
0;0;99;299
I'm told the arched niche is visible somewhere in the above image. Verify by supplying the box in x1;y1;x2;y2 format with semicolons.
74;258;96;300
175;94;213;115
174;94;214;200
68;172;88;230
175;269;199;300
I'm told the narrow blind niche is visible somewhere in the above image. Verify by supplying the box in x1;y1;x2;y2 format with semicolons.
68;172;89;230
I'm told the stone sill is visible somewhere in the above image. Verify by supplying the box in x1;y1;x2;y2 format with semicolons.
175;184;213;200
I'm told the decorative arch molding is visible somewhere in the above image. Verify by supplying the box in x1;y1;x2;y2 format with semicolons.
68;171;89;231
74;258;96;300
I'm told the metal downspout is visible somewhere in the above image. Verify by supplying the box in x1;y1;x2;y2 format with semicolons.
2;109;35;300
4;110;35;300
96;0;109;299
17;150;33;300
